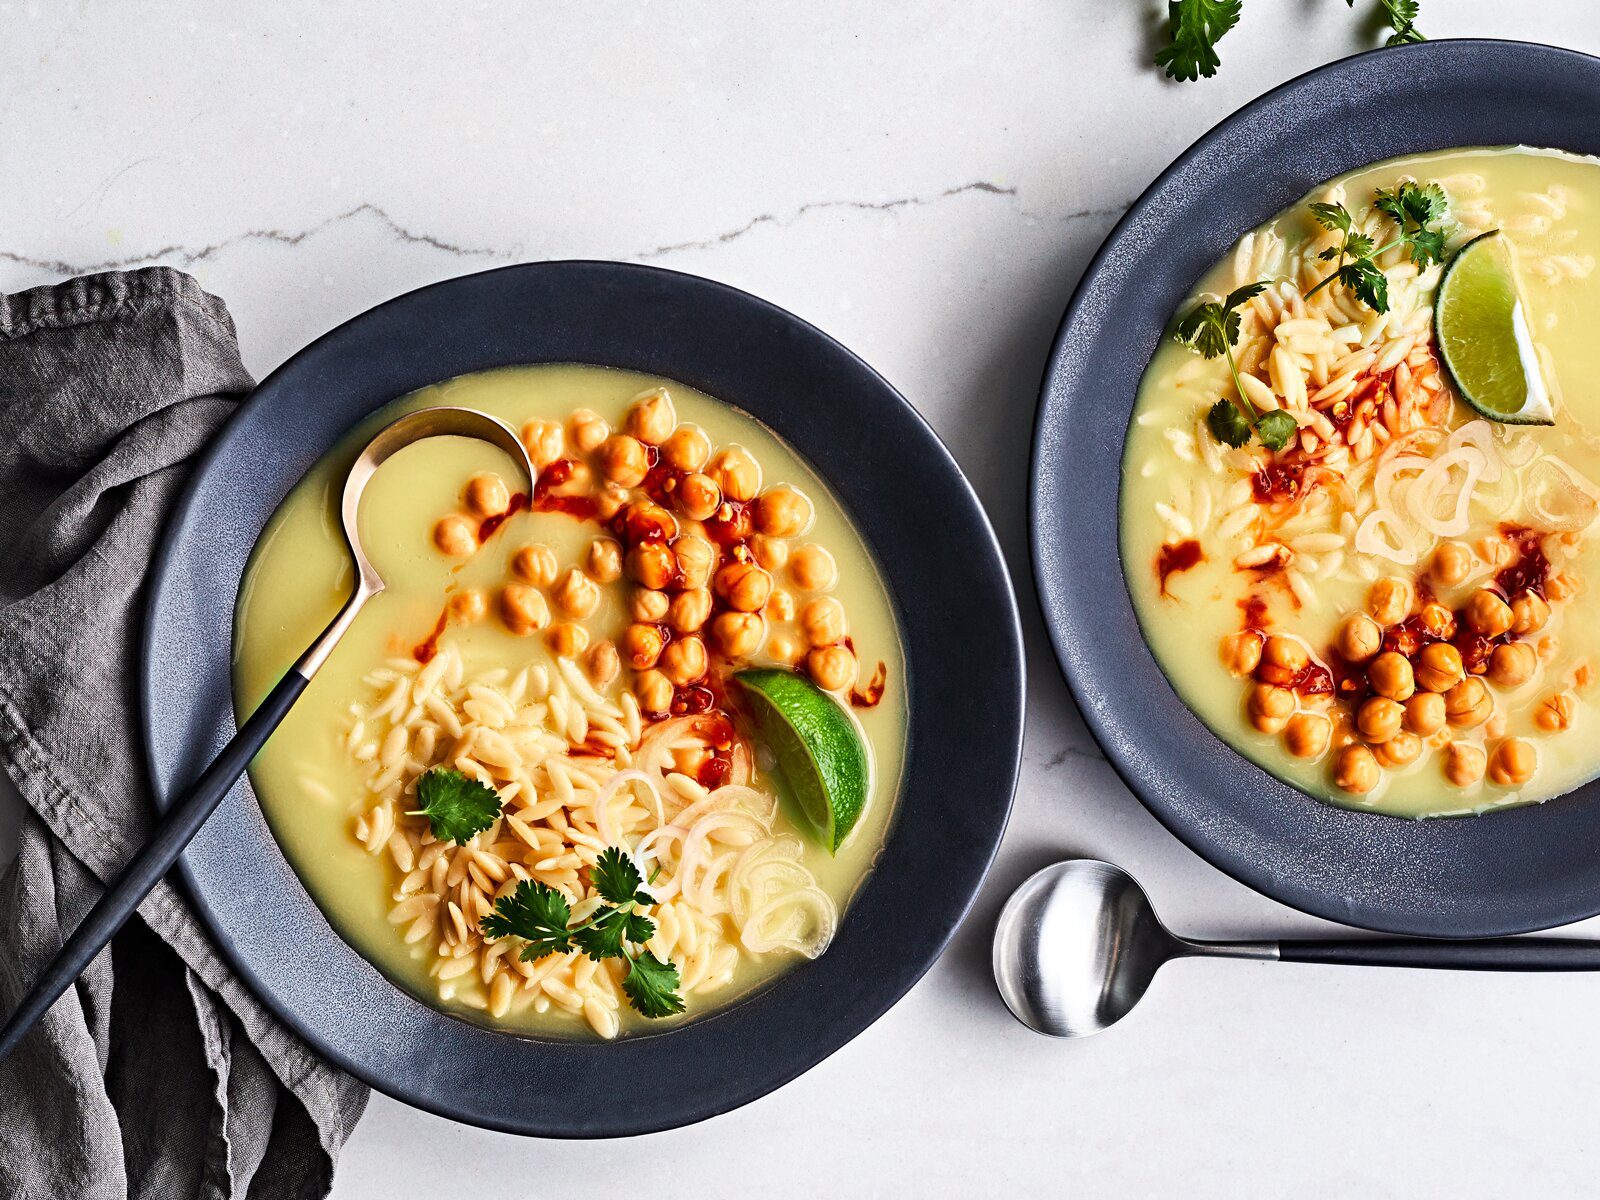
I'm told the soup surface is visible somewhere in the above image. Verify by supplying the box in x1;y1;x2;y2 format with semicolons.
235;364;905;1036
1124;146;1600;818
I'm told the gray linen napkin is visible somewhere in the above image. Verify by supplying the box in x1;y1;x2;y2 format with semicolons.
0;268;368;1200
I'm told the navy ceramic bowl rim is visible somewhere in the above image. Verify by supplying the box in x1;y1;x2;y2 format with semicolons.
141;260;1024;1136
1032;39;1600;938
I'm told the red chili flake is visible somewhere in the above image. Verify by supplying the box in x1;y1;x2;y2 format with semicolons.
477;490;529;541
1156;539;1203;596
1496;524;1551;599
531;459;599;520
1252;460;1308;504
850;661;888;709
412;607;449;664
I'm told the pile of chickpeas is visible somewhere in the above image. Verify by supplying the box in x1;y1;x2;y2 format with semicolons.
1220;535;1585;799
428;387;864;715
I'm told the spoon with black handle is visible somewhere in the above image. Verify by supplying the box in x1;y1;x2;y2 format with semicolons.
993;858;1600;1038
0;406;532;1062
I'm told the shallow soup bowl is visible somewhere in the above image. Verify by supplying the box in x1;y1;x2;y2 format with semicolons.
1032;39;1600;938
143;261;1023;1136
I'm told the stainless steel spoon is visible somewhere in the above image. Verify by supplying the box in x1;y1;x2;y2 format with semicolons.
993;858;1600;1039
0;405;533;1061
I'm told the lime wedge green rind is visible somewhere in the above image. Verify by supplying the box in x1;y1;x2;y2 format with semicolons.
1435;229;1555;427
733;668;869;855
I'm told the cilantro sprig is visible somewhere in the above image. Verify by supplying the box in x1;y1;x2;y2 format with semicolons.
409;767;502;845
1173;282;1294;451
1304;181;1449;312
1156;0;1424;82
482;847;686;1019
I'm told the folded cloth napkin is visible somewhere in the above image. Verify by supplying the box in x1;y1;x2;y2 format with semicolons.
0;268;367;1200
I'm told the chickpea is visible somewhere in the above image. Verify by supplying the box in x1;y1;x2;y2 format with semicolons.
751;534;789;572
1487;641;1537;689
808;645;857;692
1255;635;1309;686
712;611;766;659
586;640;620;688
634;669;673;715
627;542;678;591
546;622;589;658
596;485;630;521
1445;677;1492;728
1511;591;1551;635
625;389;677;445
1576;660;1597;693
1443;742;1486;788
586;538;623;583
1368;577;1414;626
631;588;670;623
1488;737;1537;787
1418;603;1455;641
1283;712;1331;759
465;473;511;519
512;543;558;587
598;434;649;487
1486;711;1508;740
499;583;550;635
433;514;478;557
801;596;846;647
554;568;601;619
1366;651;1415;702
752;486;813;538
676;472;722;521
714;560;774;613
568;408;609;454
768;631;802;663
621;622;665;669
662;424;711;472
1547;572;1581;602
668;587;713;634
447;588;487;624
660;635;708;686
766;588;796;622
1338;614;1383;663
1464;589;1513;637
521;418;565;468
1415;642;1465;694
1247;683;1295;734
1536;692;1575;732
674;535;717;590
1429;541;1473;586
671;744;712;778
1404;692;1447;737
1357;696;1405;743
1374;730;1423;769
1333;744;1381;795
620;500;677;543
1220;631;1264;677
789;544;838;592
710;446;762;503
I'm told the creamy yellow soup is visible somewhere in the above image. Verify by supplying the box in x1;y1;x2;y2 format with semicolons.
1124;147;1600;818
235;364;906;1035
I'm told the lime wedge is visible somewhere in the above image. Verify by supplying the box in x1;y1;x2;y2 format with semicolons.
734;668;869;854
1435;230;1554;426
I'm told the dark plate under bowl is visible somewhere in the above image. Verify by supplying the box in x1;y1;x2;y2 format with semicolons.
1032;40;1600;938
142;261;1023;1136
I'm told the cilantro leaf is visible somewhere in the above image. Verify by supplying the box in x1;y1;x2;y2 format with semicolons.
1309;202;1353;234
623;952;686;1019
1253;409;1298;452
482;880;575;961
1339;259;1390;312
411;767;501;845
1175;301;1229;360
1207;399;1252;448
1378;0;1424;45
1154;0;1241;82
590;847;652;907
572;907;629;960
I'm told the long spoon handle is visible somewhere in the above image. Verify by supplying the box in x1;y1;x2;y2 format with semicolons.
0;670;308;1061
1279;937;1600;971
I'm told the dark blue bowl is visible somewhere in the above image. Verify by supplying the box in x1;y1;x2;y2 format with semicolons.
1032;40;1600;938
142;261;1023;1135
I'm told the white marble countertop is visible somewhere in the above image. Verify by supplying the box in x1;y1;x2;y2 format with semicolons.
6;3;1600;1195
